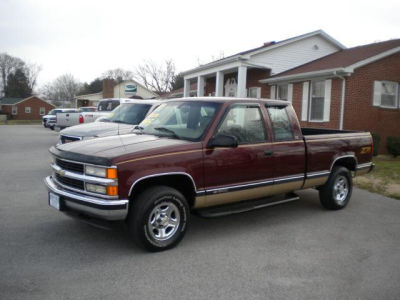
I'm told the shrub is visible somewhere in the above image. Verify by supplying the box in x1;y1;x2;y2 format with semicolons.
371;133;381;156
386;136;400;157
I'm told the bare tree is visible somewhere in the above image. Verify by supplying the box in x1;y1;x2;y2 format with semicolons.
134;60;176;94
102;68;134;83
24;63;42;92
0;53;25;96
40;74;81;107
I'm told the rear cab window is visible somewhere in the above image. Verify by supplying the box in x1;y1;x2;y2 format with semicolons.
266;105;294;141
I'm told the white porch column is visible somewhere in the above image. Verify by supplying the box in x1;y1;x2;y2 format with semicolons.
183;79;191;97
197;76;205;97
215;71;224;97
237;66;247;98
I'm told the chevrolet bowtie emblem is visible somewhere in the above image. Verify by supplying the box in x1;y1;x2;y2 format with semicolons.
57;169;66;176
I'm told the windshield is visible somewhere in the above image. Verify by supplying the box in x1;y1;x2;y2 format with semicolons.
108;103;152;125
138;101;220;141
49;109;62;115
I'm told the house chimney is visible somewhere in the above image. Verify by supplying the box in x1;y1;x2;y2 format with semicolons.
102;78;116;98
263;41;276;47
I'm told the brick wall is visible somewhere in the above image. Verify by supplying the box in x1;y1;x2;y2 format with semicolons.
285;52;400;153
2;97;55;120
343;52;400;153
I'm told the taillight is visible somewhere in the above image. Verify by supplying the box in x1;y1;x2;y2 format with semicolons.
79;115;84;123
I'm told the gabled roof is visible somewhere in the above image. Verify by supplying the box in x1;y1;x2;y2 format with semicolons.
182;30;345;75
0;97;24;105
261;39;400;83
0;96;56;107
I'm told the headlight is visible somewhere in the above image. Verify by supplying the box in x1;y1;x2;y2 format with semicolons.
85;165;107;177
86;183;107;194
85;165;118;179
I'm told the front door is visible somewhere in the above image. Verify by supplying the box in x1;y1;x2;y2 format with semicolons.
201;104;275;207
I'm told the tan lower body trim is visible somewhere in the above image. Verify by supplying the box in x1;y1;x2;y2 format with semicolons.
194;180;303;209
302;176;329;189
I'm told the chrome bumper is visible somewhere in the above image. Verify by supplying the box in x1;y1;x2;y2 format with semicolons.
355;162;375;176
44;176;129;221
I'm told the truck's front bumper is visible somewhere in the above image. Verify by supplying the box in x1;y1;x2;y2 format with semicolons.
44;176;129;221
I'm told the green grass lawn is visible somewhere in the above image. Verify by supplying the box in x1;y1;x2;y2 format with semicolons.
0;120;42;125
354;156;400;199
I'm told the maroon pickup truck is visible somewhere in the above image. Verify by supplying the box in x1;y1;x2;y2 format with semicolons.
44;98;374;251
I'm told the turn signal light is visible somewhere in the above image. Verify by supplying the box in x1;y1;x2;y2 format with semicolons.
107;186;118;196
106;168;117;179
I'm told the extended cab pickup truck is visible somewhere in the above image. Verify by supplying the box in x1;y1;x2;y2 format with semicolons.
44;98;374;251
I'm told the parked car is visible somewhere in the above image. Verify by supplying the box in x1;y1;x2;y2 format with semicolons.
55;99;121;130
43;108;77;130
58;99;161;144
44;97;374;251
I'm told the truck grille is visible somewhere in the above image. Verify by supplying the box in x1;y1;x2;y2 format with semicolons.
55;173;84;190
60;135;81;144
56;158;84;174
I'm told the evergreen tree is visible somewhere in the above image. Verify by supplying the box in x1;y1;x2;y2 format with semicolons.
5;68;32;98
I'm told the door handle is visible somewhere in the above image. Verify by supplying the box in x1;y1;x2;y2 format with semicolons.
264;150;274;156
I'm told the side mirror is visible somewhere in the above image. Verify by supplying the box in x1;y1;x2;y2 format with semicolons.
208;134;238;148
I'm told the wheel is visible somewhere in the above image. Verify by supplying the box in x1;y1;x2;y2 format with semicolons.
319;166;352;210
49;125;54;130
128;186;190;252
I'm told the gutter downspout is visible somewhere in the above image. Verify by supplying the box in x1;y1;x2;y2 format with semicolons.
334;71;346;130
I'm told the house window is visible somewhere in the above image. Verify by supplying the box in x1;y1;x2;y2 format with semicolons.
276;84;288;100
309;80;325;121
25;107;31;113
373;81;399;108
40;107;46;115
12;106;18;115
248;87;261;98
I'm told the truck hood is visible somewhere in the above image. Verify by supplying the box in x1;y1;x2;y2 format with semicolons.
53;133;191;165
60;122;134;138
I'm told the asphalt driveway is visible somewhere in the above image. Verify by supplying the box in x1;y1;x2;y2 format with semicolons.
1;125;399;299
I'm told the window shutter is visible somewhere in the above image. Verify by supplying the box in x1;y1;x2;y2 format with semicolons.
372;81;381;106
287;84;293;103
270;85;276;99
301;82;309;121
323;79;332;122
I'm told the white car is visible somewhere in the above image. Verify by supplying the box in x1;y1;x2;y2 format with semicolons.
58;99;162;143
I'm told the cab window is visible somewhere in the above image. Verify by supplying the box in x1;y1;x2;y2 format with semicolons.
266;106;294;141
217;105;266;144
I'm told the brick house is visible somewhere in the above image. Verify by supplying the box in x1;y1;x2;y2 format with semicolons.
0;96;56;120
261;39;400;153
181;30;345;98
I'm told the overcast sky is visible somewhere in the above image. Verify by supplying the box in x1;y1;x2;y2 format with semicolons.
0;0;398;88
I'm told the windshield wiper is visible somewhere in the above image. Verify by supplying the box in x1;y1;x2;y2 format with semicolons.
154;127;180;139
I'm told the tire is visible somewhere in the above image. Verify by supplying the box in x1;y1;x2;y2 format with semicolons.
319;166;352;210
49;125;54;130
128;186;190;252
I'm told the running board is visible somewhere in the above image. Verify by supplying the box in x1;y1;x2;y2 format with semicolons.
194;193;299;218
